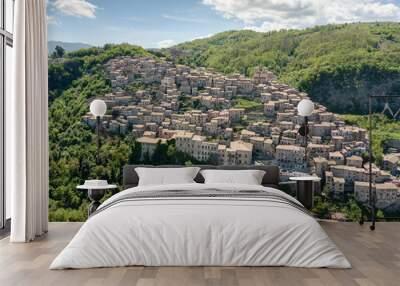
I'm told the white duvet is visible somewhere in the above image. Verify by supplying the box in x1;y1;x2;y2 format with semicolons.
50;183;351;269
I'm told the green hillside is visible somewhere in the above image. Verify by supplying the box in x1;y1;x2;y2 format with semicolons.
48;44;209;221
165;22;400;114
48;44;150;221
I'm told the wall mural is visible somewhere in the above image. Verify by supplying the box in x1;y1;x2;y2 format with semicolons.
48;24;400;222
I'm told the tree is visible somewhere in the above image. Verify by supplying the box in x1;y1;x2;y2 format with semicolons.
151;140;169;164
166;145;176;162
207;153;219;165
343;199;362;222
111;109;120;118
48;58;84;92
128;140;142;164
52;45;65;58
192;99;200;109
143;152;151;164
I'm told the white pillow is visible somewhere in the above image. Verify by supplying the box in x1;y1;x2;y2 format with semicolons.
135;167;200;186
200;169;266;185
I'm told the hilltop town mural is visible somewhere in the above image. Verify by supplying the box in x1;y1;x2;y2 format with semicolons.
48;25;400;222
80;54;399;219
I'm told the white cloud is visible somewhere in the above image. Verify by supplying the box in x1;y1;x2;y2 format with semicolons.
202;0;400;31
47;15;60;25
52;0;97;18
157;39;176;48
162;14;206;23
190;33;215;41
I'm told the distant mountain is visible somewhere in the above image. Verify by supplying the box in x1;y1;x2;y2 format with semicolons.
165;22;400;114
48;41;92;54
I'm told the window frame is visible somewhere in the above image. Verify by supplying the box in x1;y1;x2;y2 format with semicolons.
0;0;13;232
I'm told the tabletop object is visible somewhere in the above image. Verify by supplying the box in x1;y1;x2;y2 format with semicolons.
289;176;320;210
77;180;117;216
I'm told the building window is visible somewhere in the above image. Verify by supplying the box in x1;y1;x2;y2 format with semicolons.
1;0;14;230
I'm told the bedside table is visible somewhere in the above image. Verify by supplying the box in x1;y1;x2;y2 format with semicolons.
289;176;320;210
77;181;117;216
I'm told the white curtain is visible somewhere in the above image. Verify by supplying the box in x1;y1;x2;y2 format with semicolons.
7;0;49;242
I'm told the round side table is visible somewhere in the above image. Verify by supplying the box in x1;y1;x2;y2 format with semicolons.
289;176;320;210
77;184;117;216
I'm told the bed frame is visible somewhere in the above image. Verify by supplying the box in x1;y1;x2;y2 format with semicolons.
123;165;280;190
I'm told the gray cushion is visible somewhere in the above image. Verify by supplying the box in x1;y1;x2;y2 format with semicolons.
123;165;280;189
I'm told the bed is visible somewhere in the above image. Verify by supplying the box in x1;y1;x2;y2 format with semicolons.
50;165;351;269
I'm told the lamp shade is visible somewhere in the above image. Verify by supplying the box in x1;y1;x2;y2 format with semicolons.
90;99;107;117
297;99;314;117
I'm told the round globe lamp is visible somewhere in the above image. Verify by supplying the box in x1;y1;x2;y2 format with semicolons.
90;99;107;117
297;99;314;117
297;99;314;169
90;99;107;163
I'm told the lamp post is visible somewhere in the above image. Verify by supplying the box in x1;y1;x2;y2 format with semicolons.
297;99;315;169
90;99;107;164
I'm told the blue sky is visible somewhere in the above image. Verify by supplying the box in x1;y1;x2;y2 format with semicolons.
47;0;400;48
47;0;242;48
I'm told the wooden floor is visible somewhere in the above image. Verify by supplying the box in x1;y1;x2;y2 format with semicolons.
0;222;399;286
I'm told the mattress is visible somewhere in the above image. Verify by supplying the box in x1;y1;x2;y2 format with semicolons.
50;183;351;269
